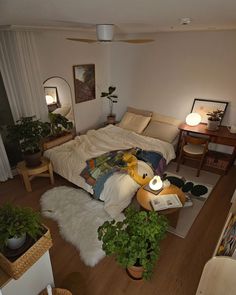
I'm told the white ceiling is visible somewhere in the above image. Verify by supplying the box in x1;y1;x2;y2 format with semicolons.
1;0;236;34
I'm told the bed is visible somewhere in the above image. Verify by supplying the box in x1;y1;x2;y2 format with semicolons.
44;123;176;218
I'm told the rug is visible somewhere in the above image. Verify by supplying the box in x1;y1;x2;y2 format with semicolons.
165;162;220;238
40;186;123;267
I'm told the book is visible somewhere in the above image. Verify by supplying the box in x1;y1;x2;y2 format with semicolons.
150;194;183;211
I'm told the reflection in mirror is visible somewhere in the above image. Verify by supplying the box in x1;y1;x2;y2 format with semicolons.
43;76;75;125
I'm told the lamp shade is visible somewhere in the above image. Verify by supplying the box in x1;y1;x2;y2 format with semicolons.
149;176;163;191
186;113;201;126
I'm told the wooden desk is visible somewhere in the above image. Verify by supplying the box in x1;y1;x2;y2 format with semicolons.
178;123;236;172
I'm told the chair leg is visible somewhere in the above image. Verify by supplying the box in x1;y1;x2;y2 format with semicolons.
176;153;182;172
197;155;205;177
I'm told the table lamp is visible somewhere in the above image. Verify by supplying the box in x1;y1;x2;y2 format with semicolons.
149;176;163;191
186;112;201;126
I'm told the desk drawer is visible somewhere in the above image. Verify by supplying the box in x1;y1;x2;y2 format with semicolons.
211;136;236;146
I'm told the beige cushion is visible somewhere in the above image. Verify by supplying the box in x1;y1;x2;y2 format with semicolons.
127;106;153;117
152;112;182;127
142;121;179;143
52;105;71;117
118;112;151;133
183;144;205;155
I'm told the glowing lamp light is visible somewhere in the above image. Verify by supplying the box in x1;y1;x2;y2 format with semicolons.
149;176;163;191
186;113;201;126
45;95;56;105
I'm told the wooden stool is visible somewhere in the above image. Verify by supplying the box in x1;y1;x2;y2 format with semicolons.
17;157;54;192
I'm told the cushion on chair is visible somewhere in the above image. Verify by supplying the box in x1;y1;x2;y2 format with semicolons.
183;144;205;155
118;112;151;133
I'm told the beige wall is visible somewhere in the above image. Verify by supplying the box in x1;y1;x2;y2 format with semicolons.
110;30;236;126
34;30;110;132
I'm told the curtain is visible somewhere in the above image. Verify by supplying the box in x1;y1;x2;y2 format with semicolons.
0;31;48;122
0;134;12;182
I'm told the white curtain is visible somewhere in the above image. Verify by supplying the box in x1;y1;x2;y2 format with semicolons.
0;31;48;121
0;134;12;182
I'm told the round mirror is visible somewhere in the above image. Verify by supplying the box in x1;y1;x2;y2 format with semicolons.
43;76;75;125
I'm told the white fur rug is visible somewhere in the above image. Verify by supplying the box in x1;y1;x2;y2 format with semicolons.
41;186;123;267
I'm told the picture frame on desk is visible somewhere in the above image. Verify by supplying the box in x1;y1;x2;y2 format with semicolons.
191;98;228;124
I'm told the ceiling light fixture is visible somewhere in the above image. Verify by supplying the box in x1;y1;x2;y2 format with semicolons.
180;17;192;25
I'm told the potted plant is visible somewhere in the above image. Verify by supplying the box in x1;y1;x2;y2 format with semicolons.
101;86;118;124
42;113;74;150
98;207;168;280
7;116;49;167
206;109;224;131
0;203;43;251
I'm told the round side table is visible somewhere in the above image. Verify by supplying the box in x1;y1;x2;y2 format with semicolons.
136;184;186;228
17;157;54;192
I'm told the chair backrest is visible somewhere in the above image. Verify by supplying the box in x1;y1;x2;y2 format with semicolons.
183;135;209;146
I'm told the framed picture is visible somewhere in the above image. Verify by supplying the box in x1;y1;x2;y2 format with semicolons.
44;86;59;105
191;98;228;124
73;64;96;103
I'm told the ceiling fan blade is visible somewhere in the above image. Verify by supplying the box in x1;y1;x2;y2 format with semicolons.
66;38;97;43
118;39;155;44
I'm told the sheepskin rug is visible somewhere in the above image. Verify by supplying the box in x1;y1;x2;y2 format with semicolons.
41;186;123;267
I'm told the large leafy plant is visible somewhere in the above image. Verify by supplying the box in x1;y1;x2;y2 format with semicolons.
7;116;49;154
207;109;224;121
0;203;43;250
47;113;73;137
98;207;168;280
101;86;118;116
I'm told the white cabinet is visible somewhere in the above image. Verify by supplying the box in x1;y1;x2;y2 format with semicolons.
0;251;54;295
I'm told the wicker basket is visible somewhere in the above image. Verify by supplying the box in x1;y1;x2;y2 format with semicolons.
39;288;72;295
0;225;52;279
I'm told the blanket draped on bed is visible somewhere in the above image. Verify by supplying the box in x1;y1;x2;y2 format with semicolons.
81;148;165;199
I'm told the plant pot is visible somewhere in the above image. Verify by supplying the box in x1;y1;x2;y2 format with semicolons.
24;150;42;167
107;114;116;124
126;265;144;280
7;233;26;250
207;119;220;131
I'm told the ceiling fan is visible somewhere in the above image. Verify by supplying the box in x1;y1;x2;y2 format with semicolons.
67;24;154;44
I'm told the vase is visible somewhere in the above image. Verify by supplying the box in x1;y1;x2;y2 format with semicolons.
126;265;144;280
7;233;26;250
23;150;42;167
107;114;116;124
207;119;220;131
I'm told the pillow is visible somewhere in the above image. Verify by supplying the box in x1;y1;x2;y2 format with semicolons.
118;112;151;133
52;105;71;117
152;112;182;127
142;121;179;143
127;106;153;117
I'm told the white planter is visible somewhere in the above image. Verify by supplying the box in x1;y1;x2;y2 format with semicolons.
7;233;26;249
207;120;220;131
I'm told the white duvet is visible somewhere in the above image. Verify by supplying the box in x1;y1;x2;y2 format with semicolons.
44;125;176;217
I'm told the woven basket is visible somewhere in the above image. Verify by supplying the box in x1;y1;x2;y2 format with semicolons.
39;288;72;295
0;225;52;279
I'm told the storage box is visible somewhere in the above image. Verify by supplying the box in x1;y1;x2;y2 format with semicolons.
0;226;52;279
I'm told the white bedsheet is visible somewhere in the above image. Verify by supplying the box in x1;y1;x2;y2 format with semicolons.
44;125;176;217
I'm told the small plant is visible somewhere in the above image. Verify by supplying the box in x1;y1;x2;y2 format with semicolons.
7;116;49;154
207;109;224;121
0;203;43;250
101;86;118;116
47;113;73;137
98;207;168;280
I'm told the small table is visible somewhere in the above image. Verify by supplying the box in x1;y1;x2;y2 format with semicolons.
17;157;54;192
136;184;186;228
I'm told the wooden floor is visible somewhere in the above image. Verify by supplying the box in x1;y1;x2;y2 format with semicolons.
0;167;236;295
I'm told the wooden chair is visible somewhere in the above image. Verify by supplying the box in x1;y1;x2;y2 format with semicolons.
176;135;209;177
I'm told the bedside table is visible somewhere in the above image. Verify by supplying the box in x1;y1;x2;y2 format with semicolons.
136;184;186;228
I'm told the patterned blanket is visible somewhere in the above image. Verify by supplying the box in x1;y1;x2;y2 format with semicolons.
80;148;166;200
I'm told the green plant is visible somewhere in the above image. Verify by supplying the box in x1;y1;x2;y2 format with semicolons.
207;109;224;121
0;203;43;250
98;207;168;280
7;116;49;154
47;113;73;137
101;86;118;116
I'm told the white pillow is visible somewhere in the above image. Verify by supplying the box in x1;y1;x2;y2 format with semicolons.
142;121;179;143
118;112;151;133
52;105;71;117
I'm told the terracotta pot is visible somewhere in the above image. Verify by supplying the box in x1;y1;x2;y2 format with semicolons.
207;119;220;131
107;114;116;124
23;151;42;167
126;265;144;280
